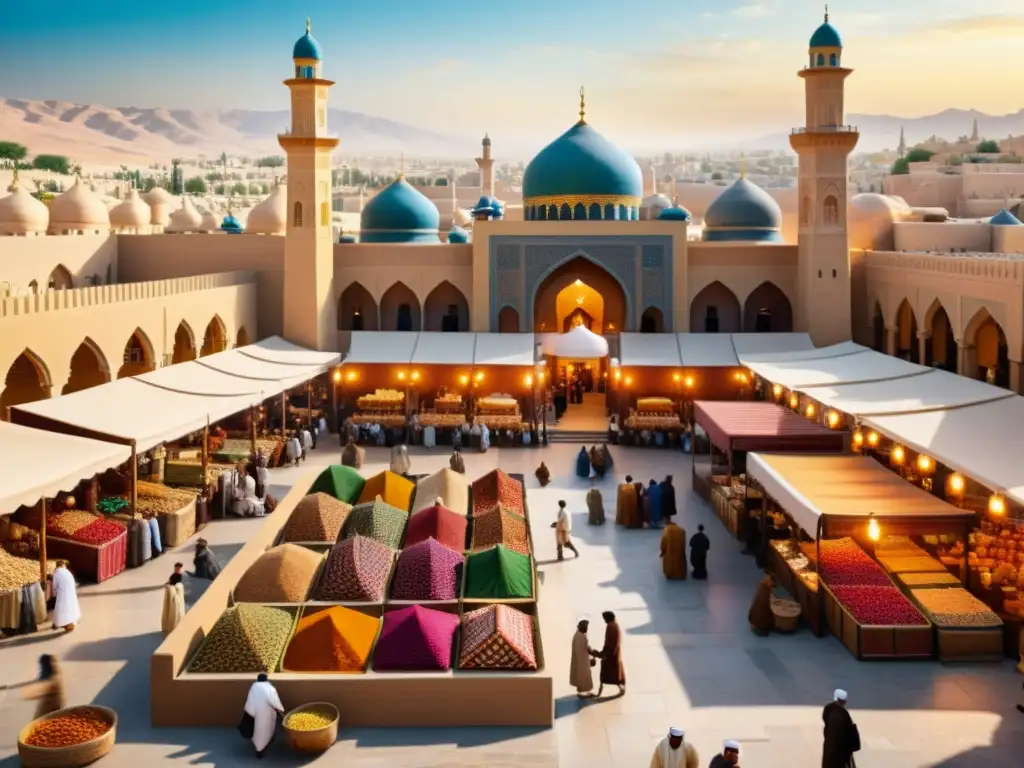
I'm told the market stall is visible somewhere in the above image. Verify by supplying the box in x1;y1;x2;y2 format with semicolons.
746;453;977;660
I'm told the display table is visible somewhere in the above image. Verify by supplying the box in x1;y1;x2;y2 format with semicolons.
46;531;127;583
768;543;822;636
158;498;198;548
709;485;745;539
822;584;934;659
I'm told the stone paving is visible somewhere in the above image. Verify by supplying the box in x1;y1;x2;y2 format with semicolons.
0;442;1022;767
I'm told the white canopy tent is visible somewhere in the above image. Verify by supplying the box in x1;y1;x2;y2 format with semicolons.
472;333;537;366
730;333;814;358
0;423;132;515
137;361;273;397
744;348;927;389
344;332;419;365
740;340;863;364
343;332;538;366
236;336;340;368
677;334;740;367
411;332;477;365
618;333;683;367
541;326;609;358
196;352;325;387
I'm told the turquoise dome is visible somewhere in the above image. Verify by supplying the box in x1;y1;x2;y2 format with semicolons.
658;206;692;222
221;213;242;234
360;177;440;244
990;208;1023;226
293;30;322;60
448;225;469;243
523;121;642;205
810;21;842;48
339;233;357;243
703;178;782;242
472;195;496;214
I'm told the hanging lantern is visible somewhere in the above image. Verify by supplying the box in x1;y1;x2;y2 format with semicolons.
805;403;816;419
789;393;799;409
852;430;864;449
989;495;1006;516
916;454;933;474
891;444;905;466
867;512;881;542
772;384;783;400
866;431;879;447
827;411;840;429
947;473;965;495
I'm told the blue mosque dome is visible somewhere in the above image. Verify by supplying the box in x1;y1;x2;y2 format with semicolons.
360;177;440;244
448;225;470;243
221;213;243;234
339;233;357;243
809;20;842;49
658;205;692;222
293;19;323;60
472;195;497;215
703;177;783;242
990;208;1023;226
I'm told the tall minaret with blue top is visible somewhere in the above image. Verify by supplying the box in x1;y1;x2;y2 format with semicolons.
280;19;339;350
791;7;859;346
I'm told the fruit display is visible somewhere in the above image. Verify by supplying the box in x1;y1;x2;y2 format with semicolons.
339;500;408;550
282;606;380;673
390;538;464;601
434;394;464;413
356;389;405;412
357;471;414;511
281;493;352;543
819;538;893;587
459;604;537;670
0;549;43;591
188;604;295;673
23;709;113;748
636;397;675;414
372;605;460;672
957;519;1024;595
411;468;469;515
404;504;468;552
464;545;533;600
285;707;338;731
830;585;929;626
476;396;519;416
910;588;1003;628
46;510;98;538
876;555;947;574
233;544;323;603
308;465;365;505
418;413;465;428
72;519;126;547
314;535;392;602
471;505;530;556
475;416;530;431
137;485;197;516
471;470;524;517
896;571;962;588
770;539;818;592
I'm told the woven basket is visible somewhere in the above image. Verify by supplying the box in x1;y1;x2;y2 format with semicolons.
771;596;802;633
17;705;117;768
283;702;339;754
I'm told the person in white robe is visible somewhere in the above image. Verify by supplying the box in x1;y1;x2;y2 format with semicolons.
479;423;491;452
300;427;313;459
569;617;595;697
423;423;437;449
51;561;81;632
318;416;328;436
285;433;302;467
244;673;284;757
649;727;699;768
390;444;411;475
161;580;186;637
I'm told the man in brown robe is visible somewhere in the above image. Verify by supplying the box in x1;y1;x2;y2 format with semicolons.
569;618;595;697
660;521;687;580
341;438;363;469
449;446;466;474
592;610;625;697
616;476;641;528
535;461;551;487
748;572;776;636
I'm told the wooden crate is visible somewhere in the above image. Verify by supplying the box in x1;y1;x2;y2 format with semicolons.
823;584;934;660
936;627;1003;662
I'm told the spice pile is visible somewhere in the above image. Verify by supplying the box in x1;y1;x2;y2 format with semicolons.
137;484;197;517
464;545;532;599
412;468;469;515
46;511;98;538
471;504;529;555
281;493;352;543
405;504;468;552
233;544;323;603
819;538;893;586
830;585;928;626
308;465;365;505
910;587;1003;628
459;604;537;670
282;605;380;673
72;519;126;546
471;470;524;517
314;535;392;602
896;571;961;587
0;549;42;591
373;605;459;672
285;707;337;731
24;709;112;748
189;604;294;673
391;538;464;601
356;471;414;511
340;500;408;550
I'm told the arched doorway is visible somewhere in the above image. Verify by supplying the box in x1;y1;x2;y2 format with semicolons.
337;282;379;331
497;306;520;333
47;265;73;290
871;302;885;352
1;349;51;419
895;299;918;362
533;257;626;333
743;282;793;333
423;281;469;332
925;303;956;371
966;309;1009;387
172;321;197;364
236;326;250;347
63;339;110;395
640;307;664;334
201;316;228;357
118;329;156;378
380;282;421;332
689;281;741;333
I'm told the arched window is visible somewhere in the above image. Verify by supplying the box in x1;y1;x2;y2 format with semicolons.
829;53;837;66
704;306;719;333
823;195;839;226
816;53;824;66
293;202;303;227
320;202;329;226
397;303;413;331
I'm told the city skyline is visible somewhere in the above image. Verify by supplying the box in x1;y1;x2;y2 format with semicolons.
1;0;1023;147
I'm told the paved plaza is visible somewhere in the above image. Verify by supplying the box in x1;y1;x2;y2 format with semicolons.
1;442;1022;767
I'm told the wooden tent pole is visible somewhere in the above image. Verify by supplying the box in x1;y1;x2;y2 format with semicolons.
39;498;47;583
130;443;138;517
281;391;287;433
307;380;314;431
250;405;258;455
201;417;210;481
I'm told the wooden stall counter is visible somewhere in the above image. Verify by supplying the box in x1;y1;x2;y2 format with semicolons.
46;531;127;584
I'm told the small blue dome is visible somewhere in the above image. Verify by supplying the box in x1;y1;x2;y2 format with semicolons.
360;177;440;244
990;208;1023;226
810;21;842;49
523;121;642;202
472;195;496;214
448;225;469;243
293;20;322;60
703;178;782;242
339;233;357;243
221;213;243;234
658;206;692;222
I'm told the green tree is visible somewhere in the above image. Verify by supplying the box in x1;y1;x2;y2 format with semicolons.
891;148;934;175
205;172;220;183
214;184;226;195
254;155;285;168
32;154;71;174
184;176;207;194
260;183;270;194
0;141;28;164
170;160;183;194
231;182;247;195
977;140;1000;153
248;183;262;195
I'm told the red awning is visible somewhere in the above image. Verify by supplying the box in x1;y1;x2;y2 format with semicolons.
693;401;846;455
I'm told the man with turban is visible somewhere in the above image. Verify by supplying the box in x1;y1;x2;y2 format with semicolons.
648;727;699;768
822;689;860;767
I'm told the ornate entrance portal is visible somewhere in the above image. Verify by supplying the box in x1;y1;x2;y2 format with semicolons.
533;257;626;333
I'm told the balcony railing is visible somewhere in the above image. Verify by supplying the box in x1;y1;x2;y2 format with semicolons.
791;126;858;135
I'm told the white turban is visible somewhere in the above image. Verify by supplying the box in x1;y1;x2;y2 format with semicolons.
724;740;740;750
833;688;848;702
668;727;684;738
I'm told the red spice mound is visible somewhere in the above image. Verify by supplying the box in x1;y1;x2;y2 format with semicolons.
72;519;126;546
830;585;928;626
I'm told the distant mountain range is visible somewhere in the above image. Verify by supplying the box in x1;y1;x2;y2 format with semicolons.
739;109;1024;153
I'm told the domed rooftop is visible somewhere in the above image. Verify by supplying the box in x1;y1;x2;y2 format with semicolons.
166;196;203;233
246;183;286;235
810;13;842;48
49;176;110;233
221;212;243;234
703;177;783;242
849;193;910;250
472;195;497;215
360;177;440;244
198;205;221;233
293;18;322;60
144;187;173;226
448;225;469;243
110;188;151;231
0;176;49;235
658;205;692;222
990;208;1022;226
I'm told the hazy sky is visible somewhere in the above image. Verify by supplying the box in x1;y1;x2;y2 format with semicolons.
1;0;1023;147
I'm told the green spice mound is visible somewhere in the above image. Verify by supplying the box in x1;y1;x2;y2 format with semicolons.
464;544;532;599
188;604;294;673
308;465;366;504
340;499;408;550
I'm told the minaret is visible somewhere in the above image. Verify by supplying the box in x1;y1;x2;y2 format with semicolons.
790;7;859;346
475;134;494;198
643;162;656;197
897;127;906;159
278;18;339;351
970;117;980;143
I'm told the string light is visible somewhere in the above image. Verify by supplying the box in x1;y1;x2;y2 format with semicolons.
772;384;783;399
989;495;1006;516
459;374;469;386
397;371;406;381
684;375;695;388
827;411;840;428
852;430;864;448
331;369;342;383
867;513;881;542
866;431;879;447
411;371;420;382
805;403;816;419
789;393;799;409
525;374;533;386
345;370;357;383
891;444;905;466
916;454;933;473
947;474;965;495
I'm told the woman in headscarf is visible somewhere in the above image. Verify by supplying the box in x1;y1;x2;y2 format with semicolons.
390;444;411;476
21;654;65;718
586;487;605;525
575;446;591;479
748;572;776;636
449;446;466;473
341;437;363;469
644;479;663;529
535;461;551;487
193;538;222;581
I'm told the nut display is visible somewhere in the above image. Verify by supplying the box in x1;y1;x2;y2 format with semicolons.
285;708;337;731
0;549;42;591
137;486;197;517
233;544;323;603
896;571;961;587
830;585;929;626
910;587;1003;628
771;539;818;592
24;710;112;748
471;470;524;517
47;511;98;538
188;604;294;673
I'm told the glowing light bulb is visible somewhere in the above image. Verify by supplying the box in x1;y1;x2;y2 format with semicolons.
948;474;965;494
345;371;357;382
789;394;799;409
673;373;682;383
891;445;905;465
332;369;342;383
867;514;881;542
684;375;695;389
411;370;420;382
989;495;1006;516
474;372;484;382
827;411;840;428
805;403;816;419
397;371;406;381
916;454;932;473
525;374;533;386
852;431;864;447
867;431;879;447
772;384;783;399
625;375;634;386
459;374;469;386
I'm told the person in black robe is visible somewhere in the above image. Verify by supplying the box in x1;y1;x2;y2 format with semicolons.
575;446;591;478
589;446;607;478
192;538;222;581
689;524;710;580
822;689;859;768
659;475;677;522
535;461;551;487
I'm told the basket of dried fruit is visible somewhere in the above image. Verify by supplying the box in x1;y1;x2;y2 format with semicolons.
770;595;802;633
17;705;117;768
283;702;339;753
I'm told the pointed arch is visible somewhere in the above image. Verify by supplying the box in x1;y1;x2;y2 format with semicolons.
47;264;74;290
63;338;111;395
380;282;421;332
871;301;885;353
895;298;918;362
337;282;379;331
640;306;664;334
497;305;520;333
927;304;956;370
743;281;793;333
964;307;1009;386
2;349;52;419
172;320;198;364
921;297;946;332
424;281;469;332
118;328;156;378
531;254;628;332
823;194;839;226
235;326;250;348
690;281;741;334
293;202;303;228
201;315;228;357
